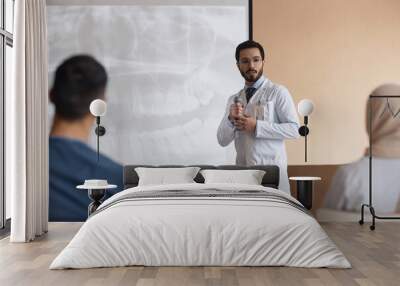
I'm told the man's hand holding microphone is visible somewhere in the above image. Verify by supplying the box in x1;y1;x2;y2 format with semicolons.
228;96;256;133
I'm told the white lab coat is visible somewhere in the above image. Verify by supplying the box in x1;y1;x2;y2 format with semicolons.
217;78;300;194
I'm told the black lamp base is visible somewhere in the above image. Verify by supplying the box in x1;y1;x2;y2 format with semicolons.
95;126;106;136
298;126;309;136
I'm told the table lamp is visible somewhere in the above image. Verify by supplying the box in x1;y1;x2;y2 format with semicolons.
298;99;314;162
89;99;107;162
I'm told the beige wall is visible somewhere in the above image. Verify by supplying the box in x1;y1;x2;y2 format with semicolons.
254;0;400;165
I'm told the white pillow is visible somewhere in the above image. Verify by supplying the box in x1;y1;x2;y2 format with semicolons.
135;167;200;186
200;169;266;185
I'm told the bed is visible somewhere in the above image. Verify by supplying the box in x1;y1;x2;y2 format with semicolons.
50;165;350;269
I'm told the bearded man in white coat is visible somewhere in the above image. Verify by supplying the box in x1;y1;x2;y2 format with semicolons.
217;40;299;194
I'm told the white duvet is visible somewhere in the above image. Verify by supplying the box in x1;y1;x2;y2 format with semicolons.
50;183;350;269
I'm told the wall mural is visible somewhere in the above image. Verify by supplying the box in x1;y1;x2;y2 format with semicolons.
47;3;248;165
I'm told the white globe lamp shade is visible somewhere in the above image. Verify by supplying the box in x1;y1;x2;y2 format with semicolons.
298;99;314;117
90;99;107;117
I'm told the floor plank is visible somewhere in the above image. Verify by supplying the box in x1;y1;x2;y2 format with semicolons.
0;222;399;286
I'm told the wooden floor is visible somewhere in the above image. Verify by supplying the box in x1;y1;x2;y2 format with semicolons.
0;222;399;286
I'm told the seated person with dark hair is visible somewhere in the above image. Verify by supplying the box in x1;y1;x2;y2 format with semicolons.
49;55;123;222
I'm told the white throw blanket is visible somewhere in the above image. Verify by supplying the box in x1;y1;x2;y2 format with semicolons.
50;183;351;269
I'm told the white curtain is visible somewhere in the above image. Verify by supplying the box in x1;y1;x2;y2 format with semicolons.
7;0;48;242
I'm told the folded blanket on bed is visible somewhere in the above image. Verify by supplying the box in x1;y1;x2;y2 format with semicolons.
92;188;310;217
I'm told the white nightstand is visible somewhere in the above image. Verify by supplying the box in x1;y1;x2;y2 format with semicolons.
77;180;117;216
289;176;321;210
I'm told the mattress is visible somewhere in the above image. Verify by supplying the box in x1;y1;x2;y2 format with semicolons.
50;183;350;269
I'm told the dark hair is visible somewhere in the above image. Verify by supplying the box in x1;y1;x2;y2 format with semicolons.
235;40;265;62
50;55;108;120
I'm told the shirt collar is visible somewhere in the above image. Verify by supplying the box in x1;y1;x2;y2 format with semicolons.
244;75;266;91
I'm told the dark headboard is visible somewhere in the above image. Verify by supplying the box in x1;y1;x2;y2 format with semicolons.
123;165;280;189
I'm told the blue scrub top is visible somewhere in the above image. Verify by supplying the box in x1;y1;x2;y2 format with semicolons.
49;136;123;222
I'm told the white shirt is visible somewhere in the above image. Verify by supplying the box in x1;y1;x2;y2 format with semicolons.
325;156;400;213
217;77;299;193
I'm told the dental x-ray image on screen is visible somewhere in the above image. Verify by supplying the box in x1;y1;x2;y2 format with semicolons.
47;0;249;166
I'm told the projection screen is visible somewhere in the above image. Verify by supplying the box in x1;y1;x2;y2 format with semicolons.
47;0;249;165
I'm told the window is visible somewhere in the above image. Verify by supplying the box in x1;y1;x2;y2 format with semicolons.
0;0;14;230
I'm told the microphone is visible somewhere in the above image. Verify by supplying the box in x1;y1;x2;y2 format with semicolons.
233;95;245;118
234;95;245;106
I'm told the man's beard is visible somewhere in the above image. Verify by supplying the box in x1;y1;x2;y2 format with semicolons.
240;67;263;83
